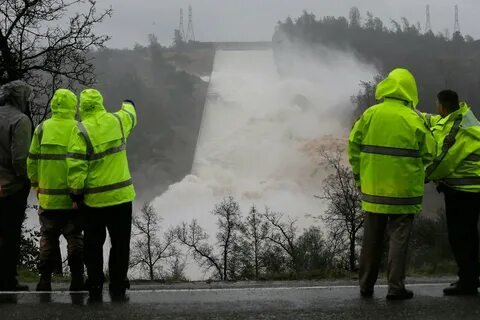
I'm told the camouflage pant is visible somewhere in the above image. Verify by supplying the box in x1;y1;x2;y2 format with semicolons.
38;210;84;276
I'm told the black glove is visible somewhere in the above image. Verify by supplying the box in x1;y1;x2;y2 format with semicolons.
70;193;84;208
436;183;445;194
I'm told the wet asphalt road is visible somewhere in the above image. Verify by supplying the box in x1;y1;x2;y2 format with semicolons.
1;282;480;319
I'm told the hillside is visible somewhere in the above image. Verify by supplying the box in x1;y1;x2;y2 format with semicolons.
273;10;480;116
92;42;214;201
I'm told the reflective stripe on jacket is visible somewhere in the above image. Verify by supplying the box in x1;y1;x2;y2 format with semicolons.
348;68;436;214
67;89;136;208
27;89;78;209
427;102;480;192
417;111;442;130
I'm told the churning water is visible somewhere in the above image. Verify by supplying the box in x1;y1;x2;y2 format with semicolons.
151;49;376;278
23;47;376;280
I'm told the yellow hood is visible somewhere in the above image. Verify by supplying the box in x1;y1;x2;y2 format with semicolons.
375;68;419;109
79;89;106;120
50;89;77;119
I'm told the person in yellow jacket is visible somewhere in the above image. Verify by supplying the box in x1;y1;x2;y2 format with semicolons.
426;90;480;295
27;89;85;292
348;68;436;300
66;89;136;301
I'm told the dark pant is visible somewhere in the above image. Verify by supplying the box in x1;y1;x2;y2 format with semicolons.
83;202;132;293
359;213;414;293
0;184;30;288
38;210;84;276
443;186;480;287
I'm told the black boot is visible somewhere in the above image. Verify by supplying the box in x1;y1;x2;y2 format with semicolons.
360;288;374;298
69;274;85;291
386;288;414;300
88;284;103;302
444;282;478;296
109;290;129;303
109;283;127;302
36;274;52;292
449;279;480;288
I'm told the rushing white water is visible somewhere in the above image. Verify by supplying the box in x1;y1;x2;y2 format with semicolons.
21;47;375;280
23;47;375;280
151;48;376;279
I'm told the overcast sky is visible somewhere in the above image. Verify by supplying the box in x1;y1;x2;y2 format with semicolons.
93;0;480;48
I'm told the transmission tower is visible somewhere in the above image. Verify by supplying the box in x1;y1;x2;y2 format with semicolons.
425;5;431;33
179;8;185;41
454;5;460;33
186;5;195;42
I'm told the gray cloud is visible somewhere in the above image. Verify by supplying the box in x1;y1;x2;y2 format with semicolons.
93;0;479;48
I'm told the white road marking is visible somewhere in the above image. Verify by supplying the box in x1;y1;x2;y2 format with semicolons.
0;283;451;294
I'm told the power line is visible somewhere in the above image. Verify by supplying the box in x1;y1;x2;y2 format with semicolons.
425;5;431;33
179;8;185;41
454;4;460;33
186;4;195;42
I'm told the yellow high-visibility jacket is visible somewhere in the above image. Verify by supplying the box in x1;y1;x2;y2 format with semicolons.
427;102;480;192
67;89;137;207
348;68;436;214
27;89;78;210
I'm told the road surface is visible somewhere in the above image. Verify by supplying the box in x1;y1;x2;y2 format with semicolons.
1;281;480;319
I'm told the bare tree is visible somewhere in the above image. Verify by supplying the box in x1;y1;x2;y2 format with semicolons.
166;256;187;282
213;196;242;281
316;147;363;272
263;209;300;273
348;7;361;28
175;219;223;280
18;225;40;272
242;205;269;279
261;244;288;276
130;203;176;280
351;75;382;120
296;226;332;272
0;0;112;122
